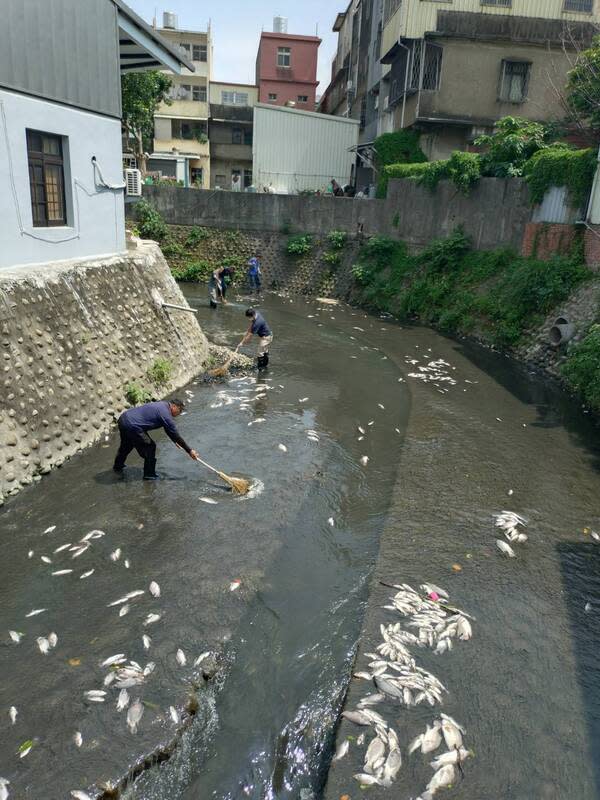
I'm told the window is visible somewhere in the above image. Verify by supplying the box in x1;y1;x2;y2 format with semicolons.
193;44;207;61
244;168;253;188
498;60;530;103
481;0;511;5
193;85;207;102
215;174;226;187
410;41;443;91
244;129;253;146
268;92;277;101
297;95;308;103
232;127;243;144
27;130;67;227
221;91;249;105
179;42;191;56
171;119;207;140
277;47;291;67
564;0;593;11
191;167;203;185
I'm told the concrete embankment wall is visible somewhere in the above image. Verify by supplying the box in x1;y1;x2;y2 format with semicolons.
140;177;532;252
0;242;208;505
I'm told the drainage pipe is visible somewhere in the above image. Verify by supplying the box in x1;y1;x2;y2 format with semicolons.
161;302;198;314
549;317;575;346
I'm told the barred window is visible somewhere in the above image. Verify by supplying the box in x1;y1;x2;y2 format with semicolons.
193;85;207;102
564;0;593;11
481;0;511;6
498;60;530;103
27;130;66;227
193;44;207;61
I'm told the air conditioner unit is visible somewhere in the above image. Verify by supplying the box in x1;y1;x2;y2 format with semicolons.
125;168;142;197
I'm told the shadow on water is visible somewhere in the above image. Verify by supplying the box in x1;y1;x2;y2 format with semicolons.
557;541;600;800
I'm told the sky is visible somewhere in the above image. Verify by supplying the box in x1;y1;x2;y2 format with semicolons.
126;0;340;94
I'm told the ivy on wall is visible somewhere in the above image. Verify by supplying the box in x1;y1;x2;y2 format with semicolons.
523;146;597;207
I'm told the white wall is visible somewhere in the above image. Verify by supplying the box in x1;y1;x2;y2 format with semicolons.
253;103;359;194
0;89;126;269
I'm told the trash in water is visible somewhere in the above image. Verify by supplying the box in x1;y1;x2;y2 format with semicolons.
278;444;288;453
230;579;241;591
200;497;218;505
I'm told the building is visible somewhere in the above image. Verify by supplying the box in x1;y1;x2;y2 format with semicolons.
321;0;599;166
0;0;191;270
256;21;321;111
209;82;258;190
253;103;359;194
150;12;212;187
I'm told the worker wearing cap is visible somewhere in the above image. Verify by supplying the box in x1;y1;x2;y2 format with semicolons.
241;308;273;370
113;398;198;480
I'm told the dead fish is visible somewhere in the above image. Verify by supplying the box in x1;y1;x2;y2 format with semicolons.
358;426;366;435
358;693;385;707
18;740;33;758
70;792;93;800
52;569;73;576
456;617;472;640
28;550;34;558
127;699;144;733
101;654;126;667
327;517;335;527
43;526;56;534
278;444;288;453
360;456;369;466
110;548;122;562
342;710;372;726
353;773;382;786
48;632;58;648
382;747;402;787
421;723;443;754
496;539;516;558
107;596;130;607
104;673;116;687
194;651;210;666
116;689;130;711
37;637;50;654
200;497;218;505
378;403;385;410
424;763;457;797
441;719;463;750
54;543;72;553
70;546;89;559
149;581;161;597
169;706;180;724
41;556;52;564
409;734;424;754
143;661;156;676
80;529;105;542
230;580;241;591
125;590;145;600
9;706;17;725
0;778;9;800
430;747;471;770
84;690;106;702
176;648;187;666
299;397;309;403
365;736;386;770
144;613;161;626
73;731;83;748
142;635;152;650
9;631;24;643
119;605;130;618
79;570;94;579
333;739;349;762
124;559;130;569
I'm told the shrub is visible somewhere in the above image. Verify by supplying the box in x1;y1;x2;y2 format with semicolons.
185;226;210;247
476;116;549;177
523;145;597;206
287;234;312;255
171;261;211;282
161;240;185;258
147;358;172;387
125;382;151;406
136;200;168;241
327;230;347;249
563;324;600;409
323;251;341;266
374;130;427;196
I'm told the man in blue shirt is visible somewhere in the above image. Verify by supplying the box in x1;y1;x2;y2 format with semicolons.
241;308;273;370
113;398;198;480
247;254;262;295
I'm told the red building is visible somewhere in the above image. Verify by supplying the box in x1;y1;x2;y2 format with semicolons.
255;31;321;111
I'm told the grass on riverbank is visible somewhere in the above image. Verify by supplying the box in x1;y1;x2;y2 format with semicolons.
351;229;591;349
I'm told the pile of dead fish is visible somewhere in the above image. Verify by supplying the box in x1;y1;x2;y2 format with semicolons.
494;510;528;558
404;352;458;395
336;582;474;798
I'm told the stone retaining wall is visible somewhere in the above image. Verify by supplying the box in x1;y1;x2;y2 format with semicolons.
0;241;209;505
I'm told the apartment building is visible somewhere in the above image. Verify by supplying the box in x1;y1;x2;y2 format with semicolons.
256;20;321;111
209;82;258;189
321;0;599;166
150;12;212;186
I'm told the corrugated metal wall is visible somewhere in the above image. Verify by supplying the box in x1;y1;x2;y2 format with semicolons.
532;186;582;224
253;104;359;193
0;0;121;118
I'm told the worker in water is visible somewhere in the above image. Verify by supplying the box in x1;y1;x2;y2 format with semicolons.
241;307;272;370
219;264;236;301
247;254;262;295
113;398;198;480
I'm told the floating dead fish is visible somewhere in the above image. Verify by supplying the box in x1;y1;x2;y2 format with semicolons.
37;637;50;654
194;651;210;667
116;689;130;711
79;569;94;579
80;530;105;542
278;444;288;453
230;580;241;591
200;498;218;505
110;548;122;562
496;539;516;558
149;581;161;598
144;613;161;626
327;518;335;527
41;556;52;564
54;543;72;553
101;654;126;667
143;635;151;651
0;778;8;800
119;605;130;618
169;706;180;725
299;397;309;403
333;739;349;761
18;739;34;758
71;791;93;800
342;710;372;726
48;632;58;648
353;774;381;786
70;546;89;559
28;551;34;558
124;559;130;569
52;569;73;576
84;690;106;702
127;699;144;733
43;526;56;534
425;763;457;796
247;418;266;426
378;403;385;410
73;731;83;748
176;649;186;666
9;707;17;725
360;456;369;466
9;631;23;643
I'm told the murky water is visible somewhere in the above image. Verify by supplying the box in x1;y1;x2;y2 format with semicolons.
1;290;600;799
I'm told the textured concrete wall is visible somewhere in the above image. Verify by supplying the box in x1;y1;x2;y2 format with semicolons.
0;242;209;504
140;177;532;252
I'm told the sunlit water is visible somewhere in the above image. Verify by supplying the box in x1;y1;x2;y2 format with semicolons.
1;290;599;799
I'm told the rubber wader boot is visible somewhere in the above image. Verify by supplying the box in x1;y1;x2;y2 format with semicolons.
257;353;269;371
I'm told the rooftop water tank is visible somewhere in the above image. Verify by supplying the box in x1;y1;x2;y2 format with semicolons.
163;11;178;29
273;16;288;33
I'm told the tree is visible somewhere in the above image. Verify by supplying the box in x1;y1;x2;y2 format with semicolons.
121;71;172;175
567;34;600;134
475;116;549;177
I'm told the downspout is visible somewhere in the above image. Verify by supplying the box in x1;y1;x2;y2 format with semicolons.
397;41;411;129
416;38;426;121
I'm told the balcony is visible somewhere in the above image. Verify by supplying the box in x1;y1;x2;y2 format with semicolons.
209;104;253;123
210;142;252;162
157;99;209;119
152;137;210;157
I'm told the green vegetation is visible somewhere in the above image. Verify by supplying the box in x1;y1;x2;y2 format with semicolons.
523;145;597;206
121;71;172;173
170;261;212;282
323;251;341;266
147;358;173;387
374;130;427;197
475;116;549;177
327;230;347;249
562;325;600;409
352;229;590;348
161;240;185;258
136;200;169;241
567;35;600;133
287;234;313;255
124;382;151;406
185;226;210;247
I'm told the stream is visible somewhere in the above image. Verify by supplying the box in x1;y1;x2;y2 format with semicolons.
1;290;600;799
